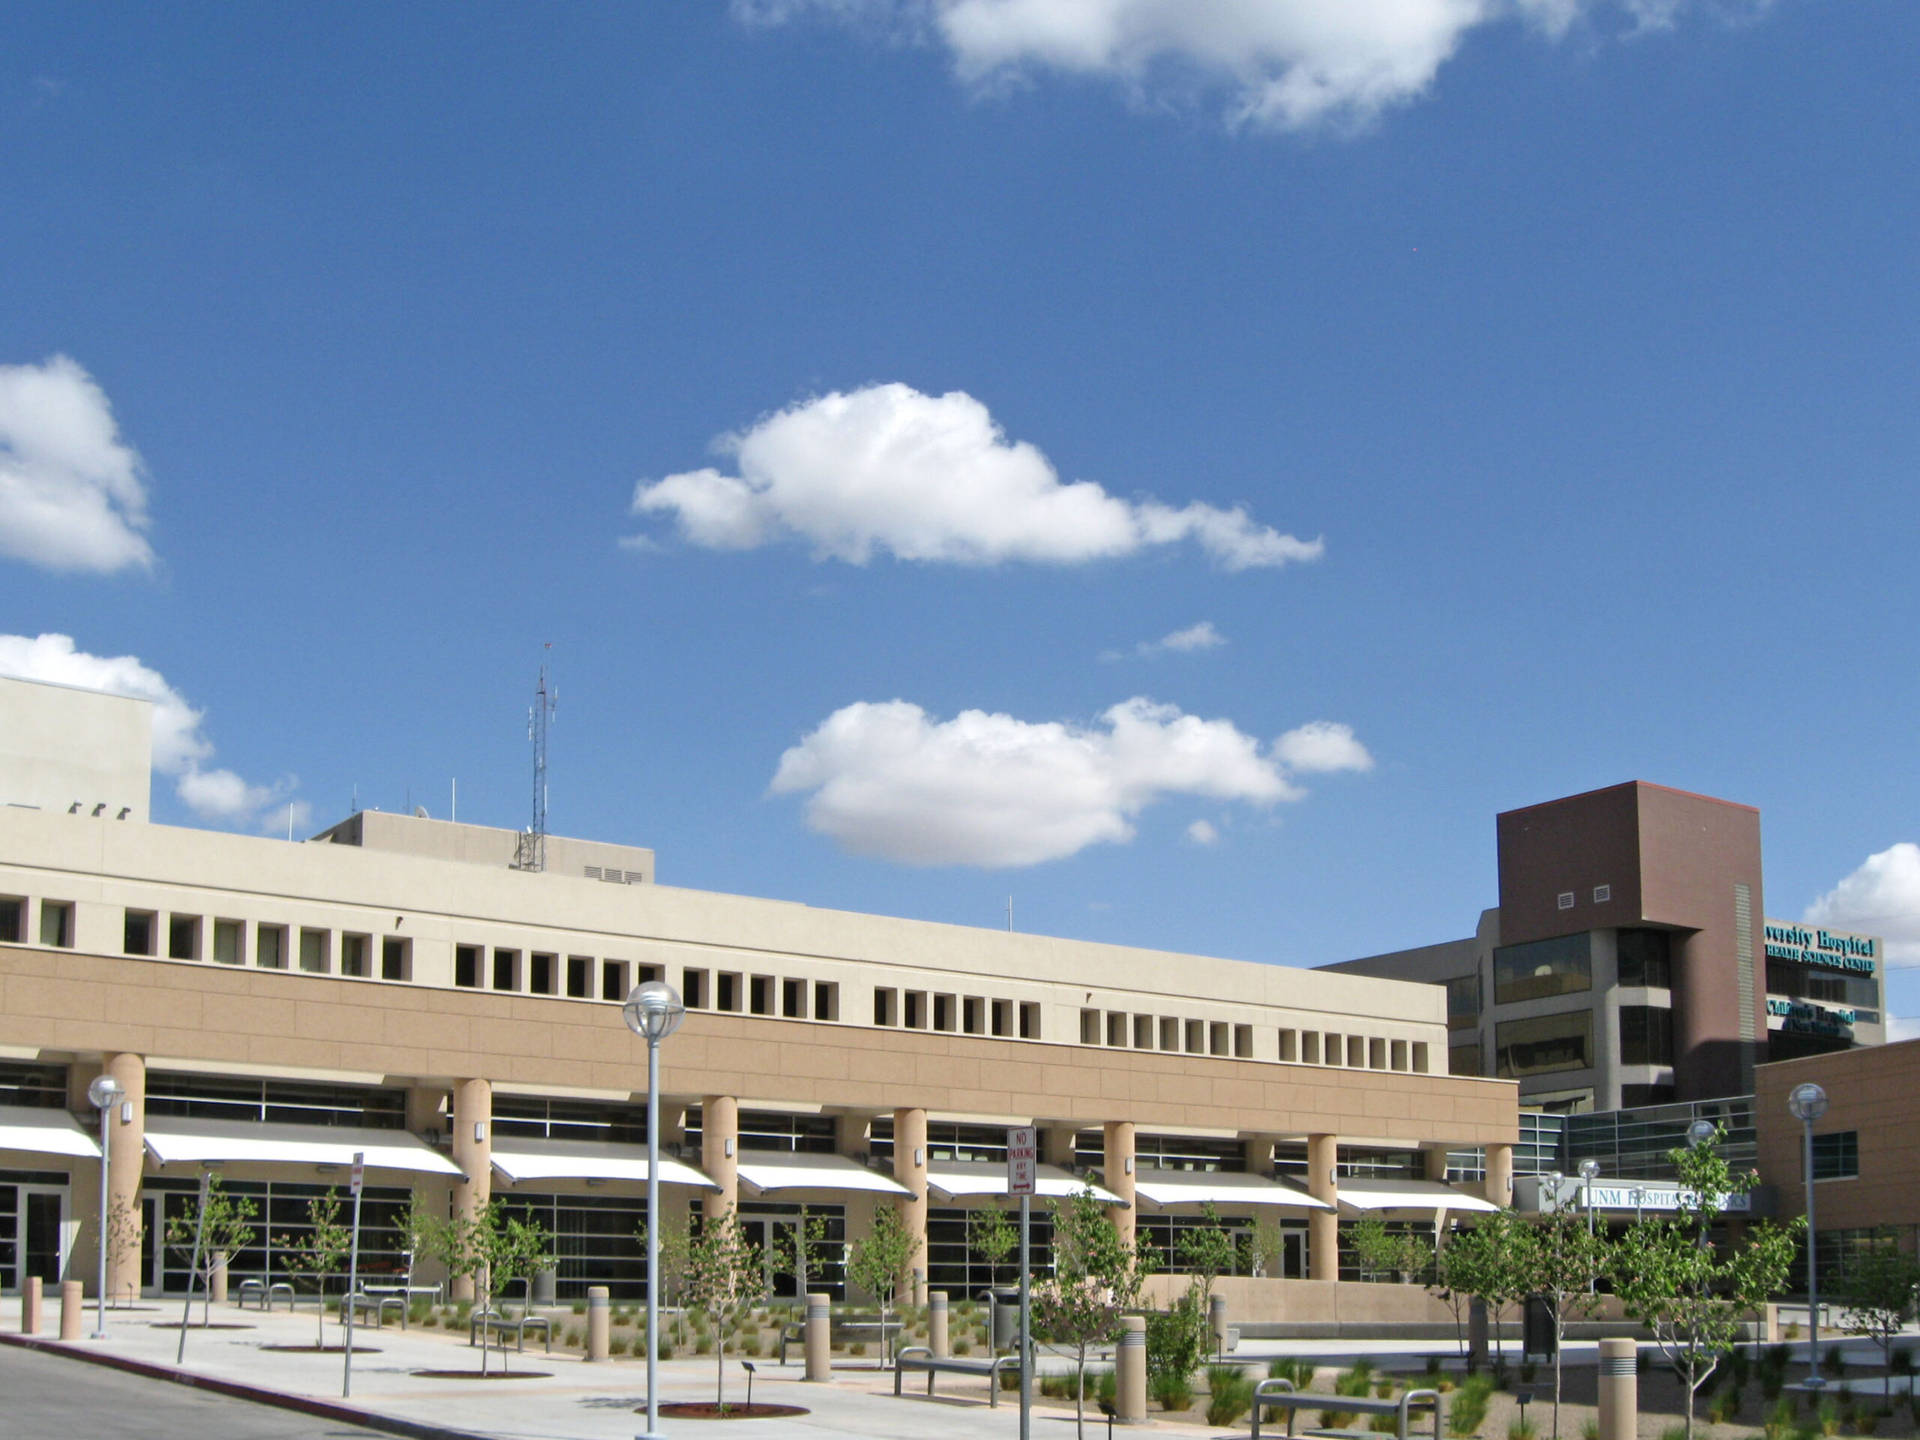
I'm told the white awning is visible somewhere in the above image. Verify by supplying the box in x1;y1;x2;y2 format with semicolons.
491;1140;718;1190
1334;1178;1501;1215
927;1161;1123;1205
1133;1169;1335;1211
0;1104;99;1160
735;1150;912;1197
144;1117;463;1176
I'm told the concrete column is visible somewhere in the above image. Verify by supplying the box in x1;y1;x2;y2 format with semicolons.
450;1077;493;1301
1308;1134;1339;1281
1423;1146;1450;1182
1042;1125;1078;1169
703;1095;739;1222
21;1275;41;1334
585;1286;610;1361
1103;1120;1136;1251
103;1052;146;1303
805;1291;831;1380
893;1107;928;1297
834;1111;872;1160
1483;1143;1514;1209
1116;1314;1147;1423
929;1290;949;1357
58;1280;82;1340
1598;1337;1638;1440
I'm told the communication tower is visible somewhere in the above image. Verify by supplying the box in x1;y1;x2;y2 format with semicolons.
513;650;556;871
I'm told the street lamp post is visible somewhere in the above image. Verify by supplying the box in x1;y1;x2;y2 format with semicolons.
1788;1083;1830;1393
1578;1158;1601;1292
1547;1170;1564;1214
87;1074;123;1339
624;981;686;1440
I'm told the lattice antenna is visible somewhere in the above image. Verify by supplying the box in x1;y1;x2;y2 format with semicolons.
513;647;556;871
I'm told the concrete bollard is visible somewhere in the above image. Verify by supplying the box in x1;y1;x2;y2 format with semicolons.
1117;1314;1147;1424
21;1276;41;1335
912;1267;927;1308
211;1256;228;1305
586;1286;610;1362
1209;1294;1229;1353
58;1280;82;1340
804;1292;831;1381
929;1291;949;1358
1598;1338;1637;1440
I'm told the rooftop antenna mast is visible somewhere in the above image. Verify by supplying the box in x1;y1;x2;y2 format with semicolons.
513;647;556;871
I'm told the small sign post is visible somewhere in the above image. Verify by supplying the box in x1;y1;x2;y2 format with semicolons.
1008;1126;1037;1440
344;1151;365;1397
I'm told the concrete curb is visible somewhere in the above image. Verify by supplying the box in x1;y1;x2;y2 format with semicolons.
0;1331;495;1440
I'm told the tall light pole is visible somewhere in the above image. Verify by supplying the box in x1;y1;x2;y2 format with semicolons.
1788;1083;1829;1393
1578;1158;1601;1292
624;980;685;1440
87;1074;123;1339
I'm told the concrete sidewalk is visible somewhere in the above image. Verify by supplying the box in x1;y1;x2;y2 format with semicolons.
4;1293;1220;1440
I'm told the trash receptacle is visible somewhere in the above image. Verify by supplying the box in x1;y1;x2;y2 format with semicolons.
986;1288;1020;1351
534;1268;558;1307
1524;1295;1556;1358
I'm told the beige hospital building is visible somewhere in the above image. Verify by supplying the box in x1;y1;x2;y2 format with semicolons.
0;674;1517;1315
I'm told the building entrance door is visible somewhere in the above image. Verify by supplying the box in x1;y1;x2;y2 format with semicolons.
20;1187;66;1289
740;1218;801;1299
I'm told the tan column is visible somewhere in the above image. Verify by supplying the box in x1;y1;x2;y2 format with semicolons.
21;1275;42;1334
893;1106;928;1297
1598;1336;1638;1440
1103;1121;1136;1251
58;1280;82;1340
703;1095;739;1222
804;1292;832;1380
1042;1125;1078;1169
1308;1133;1339;1282
1423;1146;1450;1182
1483;1143;1514;1209
586;1286;610;1361
451;1077;492;1301
929;1290;949;1357
104;1053;146;1304
1116;1314;1147;1422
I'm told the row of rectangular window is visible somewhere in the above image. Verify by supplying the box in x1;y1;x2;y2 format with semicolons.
1081;1009;1254;1058
121;907;407;980
453;947;845;1025
872;988;1040;1039
0;896;72;948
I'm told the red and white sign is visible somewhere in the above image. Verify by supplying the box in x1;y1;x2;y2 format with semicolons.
350;1151;365;1197
1007;1126;1037;1196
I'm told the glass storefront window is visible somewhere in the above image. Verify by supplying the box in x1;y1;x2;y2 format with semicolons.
1493;934;1593;1004
1495;1009;1593;1077
1618;1005;1673;1066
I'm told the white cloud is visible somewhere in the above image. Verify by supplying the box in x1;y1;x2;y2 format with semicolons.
737;0;1769;132
1888;1015;1920;1044
0;356;154;574
1186;818;1220;846
769;695;1366;867
631;384;1320;571
1274;719;1373;774
0;632;298;828
1805;843;1920;968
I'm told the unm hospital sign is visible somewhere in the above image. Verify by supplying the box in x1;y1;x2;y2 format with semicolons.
1764;922;1878;975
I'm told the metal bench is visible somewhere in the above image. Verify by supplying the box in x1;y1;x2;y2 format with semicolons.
893;1345;1021;1407
346;1289;405;1328
236;1278;296;1312
468;1278;551;1353
1250;1380;1443;1440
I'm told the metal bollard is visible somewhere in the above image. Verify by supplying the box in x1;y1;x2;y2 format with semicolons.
58;1280;82;1340
586;1286;610;1362
1598;1338;1637;1440
1117;1314;1147;1423
804;1292;831;1382
929;1290;949;1358
21;1275;41;1335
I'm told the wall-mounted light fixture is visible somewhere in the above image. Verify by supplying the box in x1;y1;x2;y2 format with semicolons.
1123;1156;1134;1175
914;1147;924;1167
724;1137;735;1158
119;1100;133;1125
474;1121;487;1143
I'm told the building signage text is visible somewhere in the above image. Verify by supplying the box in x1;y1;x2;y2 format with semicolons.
1763;922;1878;976
1766;997;1855;1036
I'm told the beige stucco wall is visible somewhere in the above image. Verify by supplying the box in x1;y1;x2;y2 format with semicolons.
0;677;152;823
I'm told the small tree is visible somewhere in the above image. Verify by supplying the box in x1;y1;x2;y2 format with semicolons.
410;1200;554;1375
1512;1207;1610;1440
105;1194;145;1308
847;1201;921;1367
682;1206;767;1411
276;1188;351;1347
1837;1237;1920;1402
1611;1129;1802;1440
1033;1188;1152;1440
1349;1215;1433;1285
164;1175;258;1326
967;1204;1017;1288
1432;1210;1524;1364
635;1218;692;1307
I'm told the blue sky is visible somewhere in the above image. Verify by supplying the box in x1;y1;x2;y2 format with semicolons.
4;2;1918;1023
